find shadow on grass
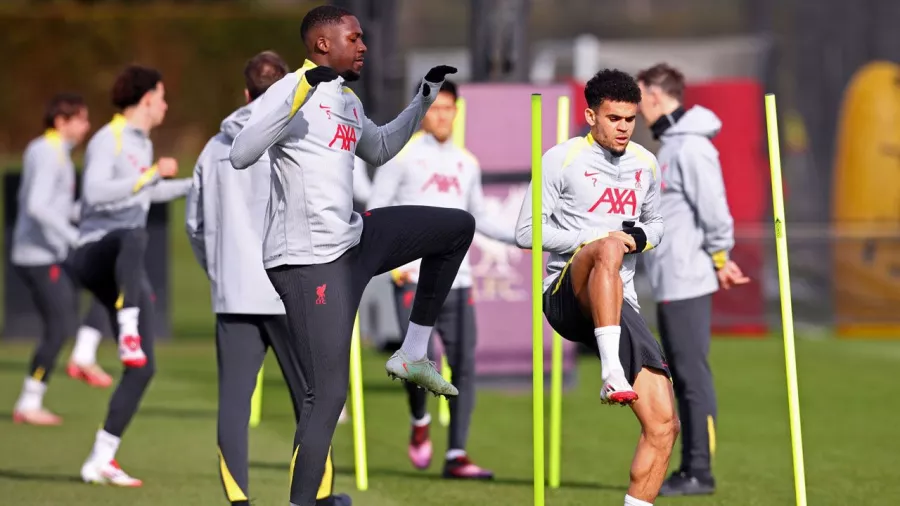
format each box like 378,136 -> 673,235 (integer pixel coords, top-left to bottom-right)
0,468 -> 82,483
249,462 -> 626,492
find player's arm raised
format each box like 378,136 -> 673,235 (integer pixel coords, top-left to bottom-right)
230,69 -> 332,170
356,66 -> 455,167
515,145 -> 608,253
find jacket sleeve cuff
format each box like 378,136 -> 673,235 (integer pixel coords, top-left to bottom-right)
621,225 -> 647,254
132,165 -> 159,193
711,250 -> 729,270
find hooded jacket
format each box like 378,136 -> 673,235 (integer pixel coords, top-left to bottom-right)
186,102 -> 284,314
643,105 -> 735,302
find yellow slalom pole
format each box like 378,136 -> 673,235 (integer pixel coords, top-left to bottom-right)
439,355 -> 451,427
530,93 -> 546,506
349,313 -> 368,491
249,365 -> 263,428
548,95 -> 569,489
764,94 -> 807,506
453,97 -> 467,148
437,97 -> 467,428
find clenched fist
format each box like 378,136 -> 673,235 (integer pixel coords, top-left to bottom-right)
157,157 -> 178,178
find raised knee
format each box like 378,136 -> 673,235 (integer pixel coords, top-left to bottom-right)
456,209 -> 476,237
587,238 -> 624,271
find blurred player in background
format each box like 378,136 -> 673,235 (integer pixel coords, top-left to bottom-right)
229,6 -> 472,505
636,63 -> 748,497
368,80 -> 513,480
69,65 -> 192,486
10,93 -> 112,426
186,50 -> 352,506
516,69 -> 676,506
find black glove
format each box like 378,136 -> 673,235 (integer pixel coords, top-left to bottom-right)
621,221 -> 647,254
421,65 -> 458,96
304,66 -> 340,87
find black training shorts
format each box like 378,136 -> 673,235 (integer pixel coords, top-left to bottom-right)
543,265 -> 670,384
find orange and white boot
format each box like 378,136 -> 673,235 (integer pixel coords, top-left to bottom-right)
81,430 -> 142,487
13,407 -> 62,426
13,377 -> 62,425
67,362 -> 113,388
81,459 -> 143,487
118,335 -> 146,368
117,308 -> 146,368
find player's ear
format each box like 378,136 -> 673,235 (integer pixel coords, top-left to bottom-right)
243,89 -> 251,104
315,35 -> 329,54
584,107 -> 596,127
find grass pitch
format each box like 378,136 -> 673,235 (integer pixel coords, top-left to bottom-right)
0,337 -> 898,505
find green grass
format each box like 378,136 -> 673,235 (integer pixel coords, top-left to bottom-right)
0,337 -> 898,505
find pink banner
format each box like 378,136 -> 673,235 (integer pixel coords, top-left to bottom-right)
465,183 -> 579,378
457,83 -> 574,173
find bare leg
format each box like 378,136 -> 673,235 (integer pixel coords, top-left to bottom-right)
628,368 -> 679,502
569,237 -> 626,327
568,237 -> 636,403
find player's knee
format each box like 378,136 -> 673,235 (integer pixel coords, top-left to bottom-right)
125,361 -> 156,388
444,208 -> 476,239
586,238 -> 624,273
324,389 -> 348,420
645,411 -> 679,449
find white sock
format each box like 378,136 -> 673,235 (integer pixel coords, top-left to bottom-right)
71,326 -> 102,366
624,494 -> 652,506
89,429 -> 121,464
594,326 -> 625,382
412,413 -> 432,427
446,449 -> 466,460
399,322 -> 432,360
15,377 -> 46,412
117,307 -> 140,337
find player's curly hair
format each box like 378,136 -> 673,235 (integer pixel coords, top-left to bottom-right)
584,69 -> 642,109
301,5 -> 353,44
111,65 -> 162,110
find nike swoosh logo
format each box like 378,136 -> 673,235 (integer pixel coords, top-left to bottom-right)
584,171 -> 601,177
319,104 -> 330,109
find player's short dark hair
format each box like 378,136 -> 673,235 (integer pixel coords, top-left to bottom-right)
584,69 -> 642,110
244,51 -> 290,101
300,5 -> 353,44
111,65 -> 163,110
439,80 -> 458,101
43,93 -> 86,129
636,63 -> 686,102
